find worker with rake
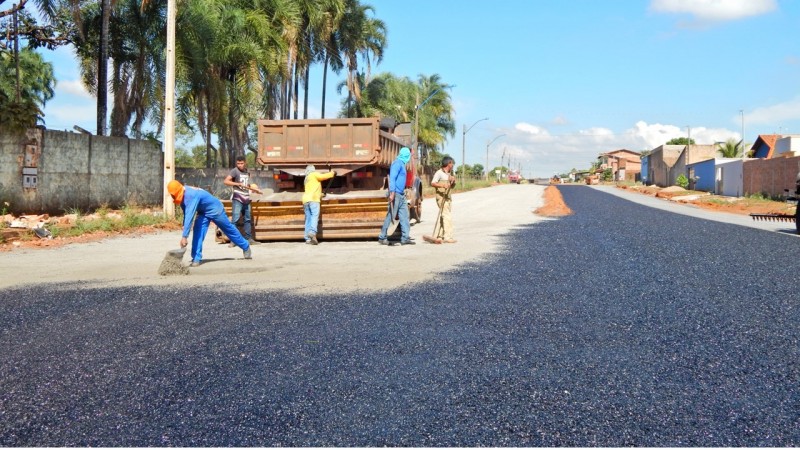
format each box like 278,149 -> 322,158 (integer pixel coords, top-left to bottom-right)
430,156 -> 457,243
167,180 -> 252,266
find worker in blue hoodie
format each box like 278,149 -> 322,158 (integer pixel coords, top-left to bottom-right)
167,180 -> 251,266
378,147 -> 415,246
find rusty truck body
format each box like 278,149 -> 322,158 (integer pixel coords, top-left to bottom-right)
221,117 -> 422,241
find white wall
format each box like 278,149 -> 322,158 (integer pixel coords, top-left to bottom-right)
716,159 -> 744,197
774,136 -> 800,156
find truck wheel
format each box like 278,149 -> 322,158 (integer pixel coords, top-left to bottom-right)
409,178 -> 423,223
410,199 -> 422,223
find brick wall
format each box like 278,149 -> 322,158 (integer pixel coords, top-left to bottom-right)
743,156 -> 800,197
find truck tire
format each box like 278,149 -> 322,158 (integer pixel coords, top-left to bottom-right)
796,204 -> 800,235
409,178 -> 423,223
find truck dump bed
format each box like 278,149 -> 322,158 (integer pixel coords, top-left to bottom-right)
257,117 -> 404,174
218,117 -> 412,242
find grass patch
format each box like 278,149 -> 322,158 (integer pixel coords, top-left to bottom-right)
48,206 -> 179,238
421,178 -> 494,197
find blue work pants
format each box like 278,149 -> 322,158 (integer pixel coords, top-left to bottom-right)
231,199 -> 252,241
304,201 -> 321,241
378,193 -> 410,242
191,207 -> 249,263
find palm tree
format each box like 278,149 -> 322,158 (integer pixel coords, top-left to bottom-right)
341,71 -> 455,168
317,0 -> 345,118
413,73 -> 455,165
717,138 -> 742,158
336,0 -> 385,117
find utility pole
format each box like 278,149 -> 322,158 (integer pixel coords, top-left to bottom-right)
162,0 -> 177,217
13,4 -> 20,103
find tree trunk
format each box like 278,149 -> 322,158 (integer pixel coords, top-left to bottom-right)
321,55 -> 328,119
303,65 -> 309,119
97,0 -> 111,136
292,63 -> 299,119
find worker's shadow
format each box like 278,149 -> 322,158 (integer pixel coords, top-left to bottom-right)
193,257 -> 239,264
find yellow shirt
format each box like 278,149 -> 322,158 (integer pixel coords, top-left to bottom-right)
302,171 -> 335,203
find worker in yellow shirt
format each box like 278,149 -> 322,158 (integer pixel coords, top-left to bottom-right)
302,165 -> 336,245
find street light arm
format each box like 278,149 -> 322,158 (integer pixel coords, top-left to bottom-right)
416,84 -> 456,110
485,134 -> 506,180
460,117 -> 488,189
487,133 -> 506,147
464,117 -> 489,135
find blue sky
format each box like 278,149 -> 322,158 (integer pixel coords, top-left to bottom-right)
40,0 -> 800,177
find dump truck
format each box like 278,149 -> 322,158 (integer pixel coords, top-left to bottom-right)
220,117 -> 423,241
508,170 -> 521,184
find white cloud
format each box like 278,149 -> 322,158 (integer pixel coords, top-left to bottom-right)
55,79 -> 94,99
515,122 -> 551,137
480,120 -> 740,178
650,0 -> 777,21
745,96 -> 800,126
44,104 -> 97,131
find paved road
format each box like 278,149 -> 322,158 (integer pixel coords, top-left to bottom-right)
1,185 -> 798,446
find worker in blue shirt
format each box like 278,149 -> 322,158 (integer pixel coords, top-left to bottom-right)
167,180 -> 251,266
378,147 -> 415,246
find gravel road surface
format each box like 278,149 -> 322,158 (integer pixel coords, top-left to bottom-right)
1,184 -> 798,446
0,184 -> 547,294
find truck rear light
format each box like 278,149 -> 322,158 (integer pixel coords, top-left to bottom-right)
273,173 -> 292,180
352,171 -> 372,179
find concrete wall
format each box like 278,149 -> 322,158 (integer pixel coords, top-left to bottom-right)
716,160 -> 744,197
175,167 -> 276,199
687,159 -> 716,192
774,136 -> 800,157
0,128 -> 163,214
743,155 -> 800,197
648,145 -> 683,187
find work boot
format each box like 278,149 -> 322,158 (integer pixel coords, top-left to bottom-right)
400,240 -> 416,246
309,233 -> 318,245
378,239 -> 389,245
248,238 -> 260,245
243,248 -> 252,259
190,260 -> 201,267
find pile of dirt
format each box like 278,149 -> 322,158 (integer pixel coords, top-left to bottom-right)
534,185 -> 573,217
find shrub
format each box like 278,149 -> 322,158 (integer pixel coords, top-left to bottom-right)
676,174 -> 689,189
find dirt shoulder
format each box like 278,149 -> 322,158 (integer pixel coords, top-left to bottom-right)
616,184 -> 797,216
0,184 -> 549,294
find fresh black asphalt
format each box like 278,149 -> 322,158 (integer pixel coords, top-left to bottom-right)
1,185 -> 798,446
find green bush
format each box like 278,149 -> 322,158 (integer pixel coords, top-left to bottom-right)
676,174 -> 689,189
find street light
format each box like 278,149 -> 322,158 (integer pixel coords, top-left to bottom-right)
413,85 -> 455,166
461,117 -> 488,188
485,134 -> 506,180
740,109 -> 745,158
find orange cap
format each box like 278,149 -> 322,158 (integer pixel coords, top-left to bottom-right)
167,180 -> 184,204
